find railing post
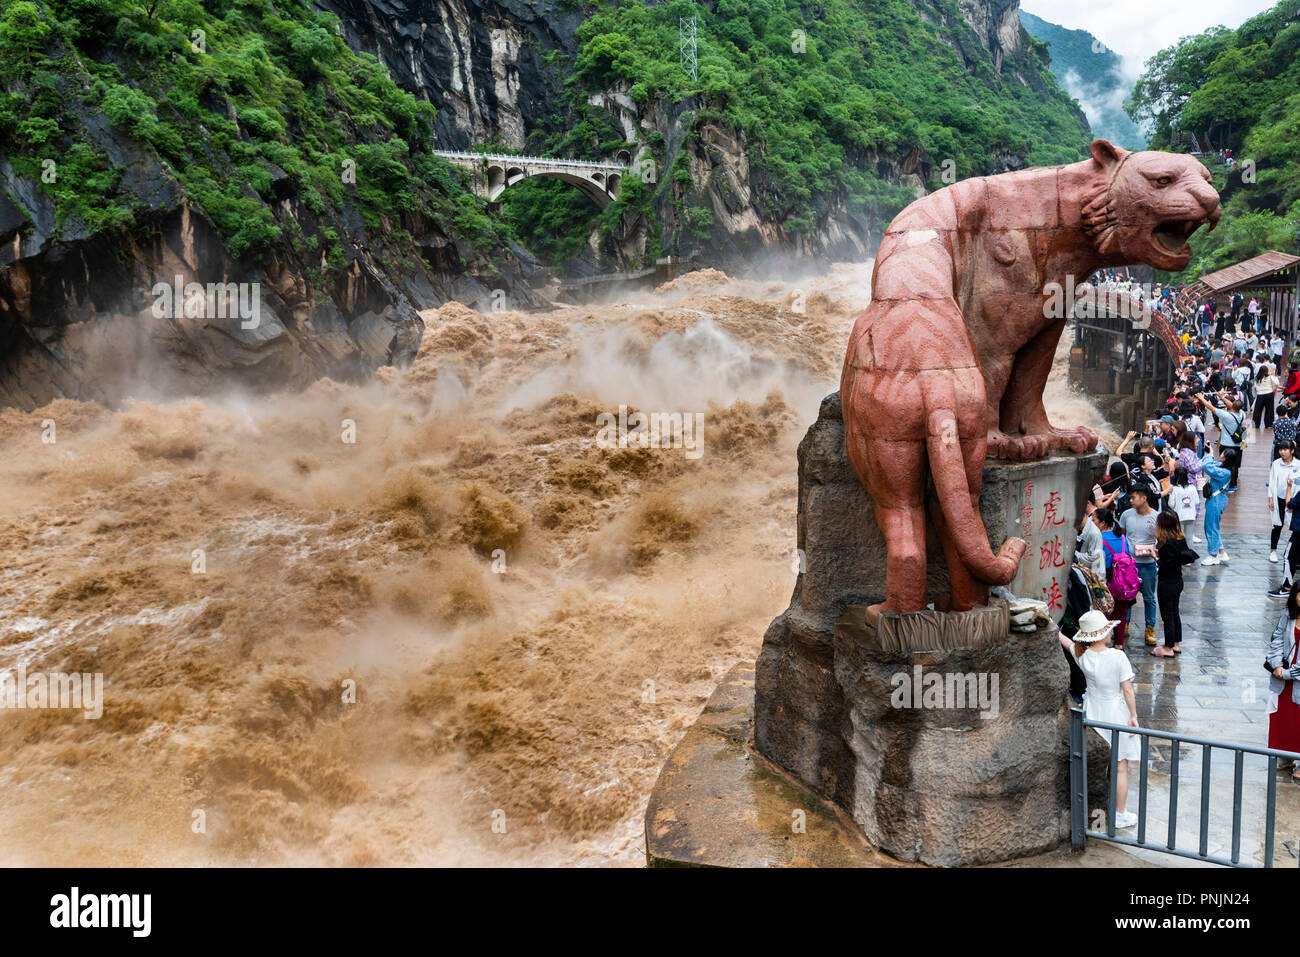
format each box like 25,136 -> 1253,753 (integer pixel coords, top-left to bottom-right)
1199,744 -> 1211,858
1230,750 -> 1243,864
1168,742 -> 1179,851
1265,755 -> 1277,868
1108,729 -> 1119,837
1069,707 -> 1086,851
1138,735 -> 1149,845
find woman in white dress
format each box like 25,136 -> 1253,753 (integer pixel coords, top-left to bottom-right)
1058,610 -> 1142,828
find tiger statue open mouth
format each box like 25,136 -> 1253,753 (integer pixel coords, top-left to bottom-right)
1081,145 -> 1221,272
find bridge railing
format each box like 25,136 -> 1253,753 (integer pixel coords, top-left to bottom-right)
433,150 -> 627,171
555,266 -> 658,287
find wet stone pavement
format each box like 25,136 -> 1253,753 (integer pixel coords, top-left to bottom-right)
1095,432 -> 1300,866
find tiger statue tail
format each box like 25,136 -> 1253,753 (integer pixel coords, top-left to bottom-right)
921,374 -> 1026,586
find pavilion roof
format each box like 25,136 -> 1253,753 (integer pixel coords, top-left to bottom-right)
1197,251 -> 1300,292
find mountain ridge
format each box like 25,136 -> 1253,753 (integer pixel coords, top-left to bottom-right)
1019,9 -> 1145,150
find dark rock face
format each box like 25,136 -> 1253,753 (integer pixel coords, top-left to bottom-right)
0,128 -> 540,409
656,111 -> 876,269
754,393 -> 1108,865
3,199 -> 398,407
319,0 -> 580,152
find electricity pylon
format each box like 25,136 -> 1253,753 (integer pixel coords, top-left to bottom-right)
680,16 -> 697,82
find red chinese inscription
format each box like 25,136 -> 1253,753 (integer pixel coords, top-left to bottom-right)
1039,490 -> 1065,531
1039,535 -> 1065,570
1041,578 -> 1064,613
1019,481 -> 1034,535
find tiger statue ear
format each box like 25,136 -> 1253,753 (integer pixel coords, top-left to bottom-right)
1089,139 -> 1129,170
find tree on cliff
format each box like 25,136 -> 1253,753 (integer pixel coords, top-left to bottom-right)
1125,0 -> 1300,281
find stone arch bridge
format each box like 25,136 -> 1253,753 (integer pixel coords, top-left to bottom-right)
434,150 -> 630,208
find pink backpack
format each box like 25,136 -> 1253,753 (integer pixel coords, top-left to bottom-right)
1103,534 -> 1140,601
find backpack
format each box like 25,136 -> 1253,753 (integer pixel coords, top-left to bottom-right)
1076,562 -> 1115,616
1226,411 -> 1245,445
1103,534 -> 1141,601
1286,370 -> 1300,396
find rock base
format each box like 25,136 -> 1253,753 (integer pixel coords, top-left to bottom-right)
832,611 -> 1076,865
753,392 -> 1108,866
644,664 -> 888,868
646,662 -> 1115,868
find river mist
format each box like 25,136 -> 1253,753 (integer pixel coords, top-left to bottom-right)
0,264 -> 1110,865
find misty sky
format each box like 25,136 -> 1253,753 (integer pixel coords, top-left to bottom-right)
1021,0 -> 1277,67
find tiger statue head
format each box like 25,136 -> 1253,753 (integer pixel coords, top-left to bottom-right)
1080,139 -> 1222,272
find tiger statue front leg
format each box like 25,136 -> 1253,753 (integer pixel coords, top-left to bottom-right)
990,318 -> 1097,460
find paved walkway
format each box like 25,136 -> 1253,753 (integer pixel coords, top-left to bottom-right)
1099,422 -> 1300,866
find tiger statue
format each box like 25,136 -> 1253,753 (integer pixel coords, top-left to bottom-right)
841,139 -> 1221,616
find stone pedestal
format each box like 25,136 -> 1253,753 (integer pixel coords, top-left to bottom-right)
754,392 -> 1106,866
830,610 -> 1074,865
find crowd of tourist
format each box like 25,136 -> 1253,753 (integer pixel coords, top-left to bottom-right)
1061,279 -> 1300,826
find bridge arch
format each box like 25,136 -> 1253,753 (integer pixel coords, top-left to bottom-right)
435,150 -> 627,209
511,169 -> 616,207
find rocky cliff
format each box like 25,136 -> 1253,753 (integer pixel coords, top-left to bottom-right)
0,0 -> 543,409
0,0 -> 1089,406
318,0 -> 581,151
0,154 -> 538,407
322,0 -> 1090,276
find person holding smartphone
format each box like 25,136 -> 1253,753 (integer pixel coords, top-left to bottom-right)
1198,392 -> 1247,491
1268,442 -> 1300,562
1175,432 -> 1202,491
1200,447 -> 1234,566
1169,464 -> 1201,543
1151,512 -> 1197,657
1269,487 -> 1300,600
1096,508 -> 1135,648
1129,451 -> 1170,513
1118,485 -> 1161,647
1090,462 -> 1125,509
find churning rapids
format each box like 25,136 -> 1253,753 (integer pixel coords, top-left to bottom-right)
0,264 -> 1114,865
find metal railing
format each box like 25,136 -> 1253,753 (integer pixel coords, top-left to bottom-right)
432,150 -> 627,172
1069,707 -> 1300,867
555,266 -> 658,287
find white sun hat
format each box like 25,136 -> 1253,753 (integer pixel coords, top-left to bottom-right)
1073,610 -> 1118,644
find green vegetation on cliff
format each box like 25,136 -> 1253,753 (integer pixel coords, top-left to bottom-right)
1,0 -> 1098,280
0,0 -> 508,262
576,0 -> 1090,174
1125,0 -> 1300,281
506,0 -> 1093,267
